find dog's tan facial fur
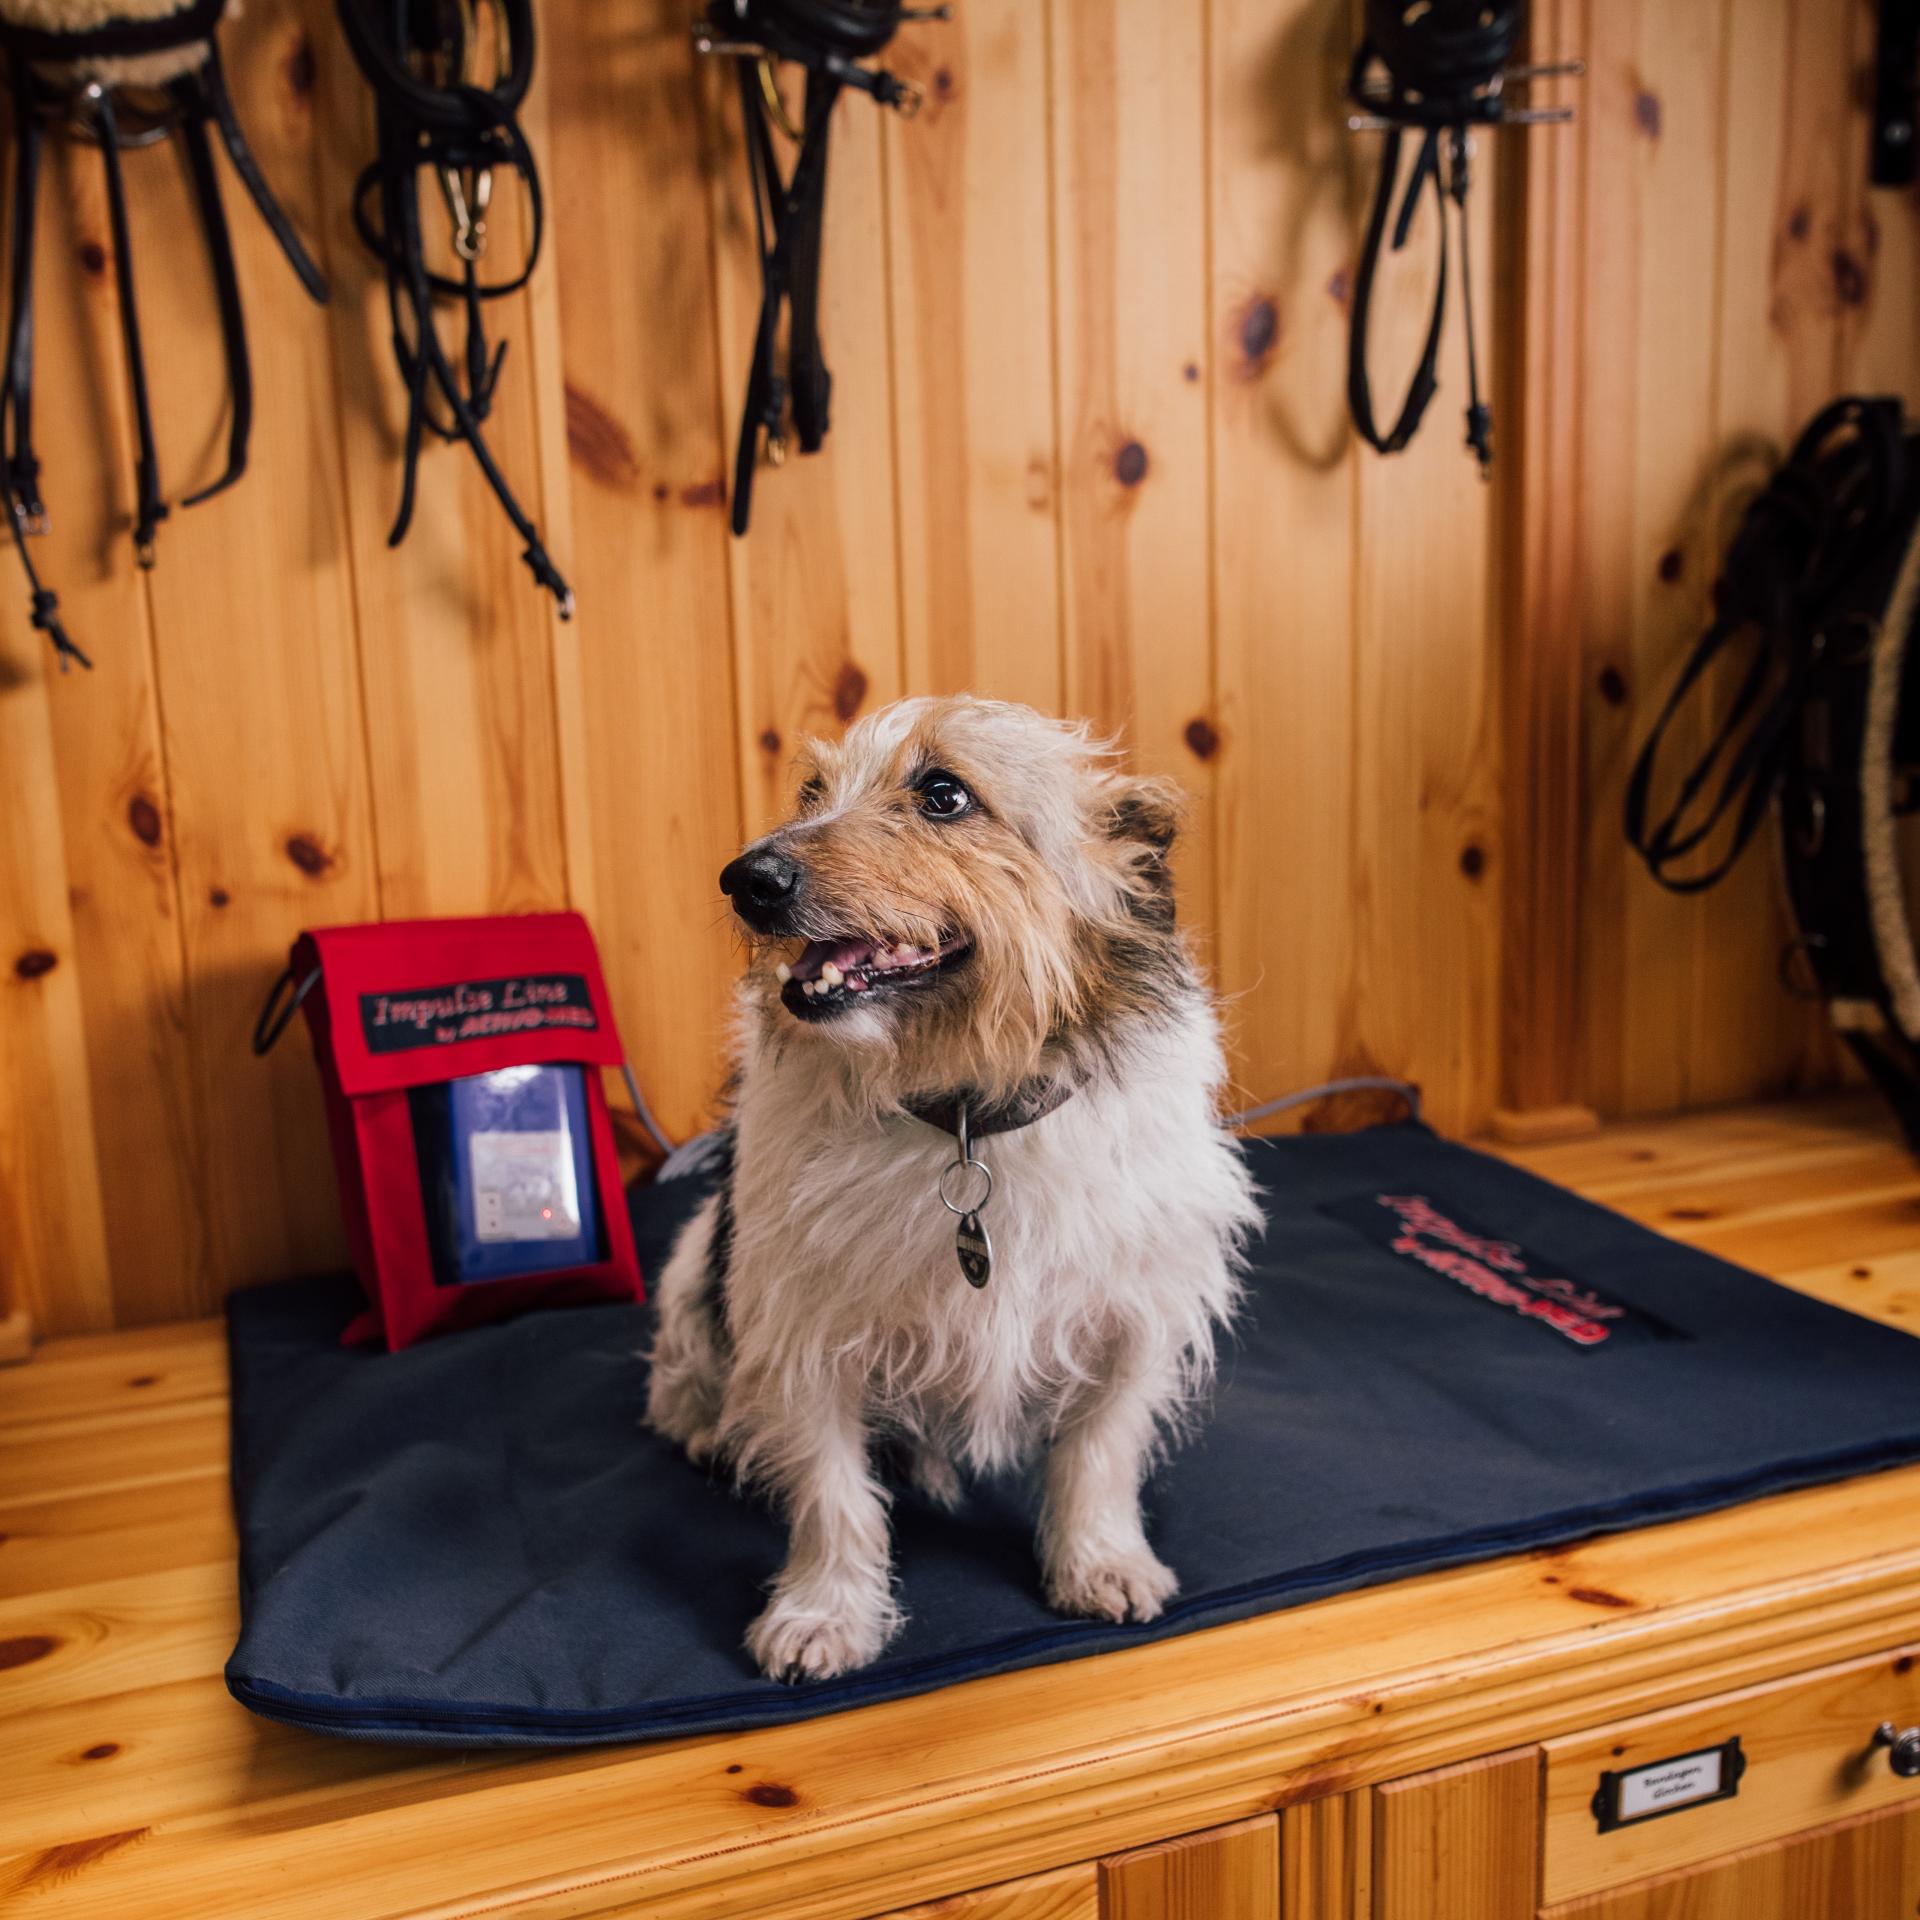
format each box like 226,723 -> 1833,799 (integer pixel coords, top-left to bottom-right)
736,696 -> 1187,1111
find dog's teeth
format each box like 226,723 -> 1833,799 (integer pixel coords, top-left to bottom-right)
821,962 -> 843,986
775,962 -> 791,984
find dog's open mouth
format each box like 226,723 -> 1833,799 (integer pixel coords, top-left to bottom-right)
777,933 -> 971,1020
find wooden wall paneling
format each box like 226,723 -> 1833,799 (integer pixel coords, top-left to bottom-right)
0,580 -> 112,1340
700,62 -> 904,837
1494,0 -> 1595,1134
885,0 -> 1062,711
120,5 -> 377,1302
1049,0 -> 1216,940
1279,1789 -> 1371,1920
5,144 -> 209,1333
1208,0 -> 1361,1122
1575,0 -> 1730,1117
304,0 -> 570,922
1840,0 -> 1920,403
1681,0 -> 1851,1108
1540,1803 -> 1920,1920
1347,75 -> 1503,1138
1371,1749 -> 1541,1920
1101,1814 -> 1280,1920
543,0 -> 746,1144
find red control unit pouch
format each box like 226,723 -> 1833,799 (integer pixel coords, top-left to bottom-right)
257,913 -> 643,1350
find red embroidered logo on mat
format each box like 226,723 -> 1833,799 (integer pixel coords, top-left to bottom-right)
1319,1190 -> 1676,1349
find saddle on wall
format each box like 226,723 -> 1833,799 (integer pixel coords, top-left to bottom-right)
1627,396 -> 1920,1149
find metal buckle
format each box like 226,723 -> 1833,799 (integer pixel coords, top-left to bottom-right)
439,164 -> 494,263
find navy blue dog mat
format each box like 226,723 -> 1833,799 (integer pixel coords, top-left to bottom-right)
225,1122 -> 1920,1747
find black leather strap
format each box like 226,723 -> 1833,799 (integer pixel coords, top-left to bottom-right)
201,43 -> 329,304
174,97 -> 251,508
93,88 -> 168,565
906,1081 -> 1075,1142
1347,124 -> 1447,459
731,59 -> 841,534
0,58 -> 86,668
338,0 -> 571,615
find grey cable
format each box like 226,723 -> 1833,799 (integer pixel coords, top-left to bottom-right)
620,1061 -> 677,1160
1223,1075 -> 1421,1131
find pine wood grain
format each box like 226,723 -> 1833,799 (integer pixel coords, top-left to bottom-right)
1540,1801 -> 1920,1920
1280,1788 -> 1370,1920
1497,0 -> 1589,1121
1372,1748 -> 1540,1920
1050,0 -> 1216,942
540,0 -> 744,1145
1101,1815 -> 1279,1920
128,0 -> 379,1296
1207,0 -> 1361,1127
870,1863 -> 1098,1920
27,142 -> 210,1330
1543,1643 -> 1920,1904
1347,104 -> 1502,1139
885,0 -> 1061,711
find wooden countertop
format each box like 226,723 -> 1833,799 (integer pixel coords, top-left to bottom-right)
5,1095 -> 1920,1920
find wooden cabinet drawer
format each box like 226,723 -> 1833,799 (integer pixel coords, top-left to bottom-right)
1542,1643 -> 1920,1903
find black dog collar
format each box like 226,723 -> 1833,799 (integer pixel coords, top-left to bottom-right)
906,1081 -> 1074,1142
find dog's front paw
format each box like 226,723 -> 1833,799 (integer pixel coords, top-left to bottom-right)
746,1593 -> 897,1682
1046,1545 -> 1179,1624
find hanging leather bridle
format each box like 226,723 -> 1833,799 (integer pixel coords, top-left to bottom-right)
1627,396 -> 1920,1151
1345,0 -> 1570,473
0,0 -> 328,669
337,0 -> 570,615
695,0 -> 945,537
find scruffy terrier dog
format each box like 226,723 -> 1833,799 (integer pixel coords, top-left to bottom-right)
647,696 -> 1259,1681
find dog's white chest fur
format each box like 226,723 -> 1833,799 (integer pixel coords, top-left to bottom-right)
712,998 -> 1249,1471
652,993 -> 1255,1484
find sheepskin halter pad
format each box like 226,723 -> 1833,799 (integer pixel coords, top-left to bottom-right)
0,0 -> 220,88
0,0 -> 327,667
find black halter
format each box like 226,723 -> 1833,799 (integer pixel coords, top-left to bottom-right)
697,0 -> 942,536
336,0 -> 570,616
1344,0 -> 1524,472
1626,396 -> 1920,1150
0,0 -> 328,668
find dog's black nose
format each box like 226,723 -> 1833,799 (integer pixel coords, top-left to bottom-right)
720,847 -> 802,928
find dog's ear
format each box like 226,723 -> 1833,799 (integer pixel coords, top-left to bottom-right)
1104,776 -> 1184,855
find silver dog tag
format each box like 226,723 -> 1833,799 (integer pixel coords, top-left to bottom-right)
955,1211 -> 992,1288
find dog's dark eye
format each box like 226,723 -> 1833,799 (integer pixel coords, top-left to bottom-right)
916,771 -> 973,820
798,777 -> 826,811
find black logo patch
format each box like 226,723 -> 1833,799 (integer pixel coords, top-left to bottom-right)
1322,1191 -> 1681,1349
359,974 -> 598,1053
